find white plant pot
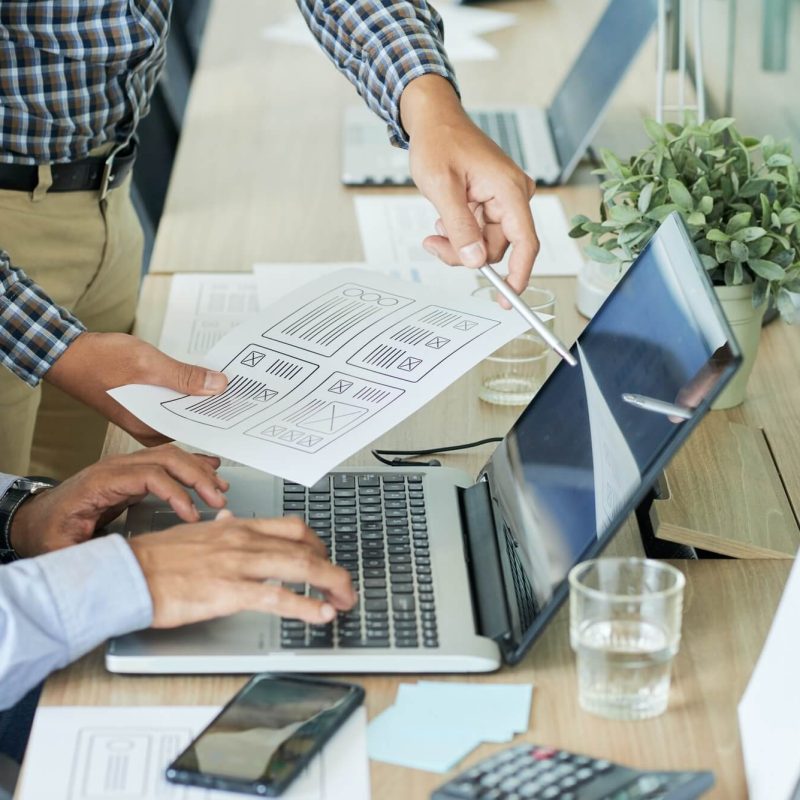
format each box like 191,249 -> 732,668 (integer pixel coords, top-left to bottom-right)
712,284 -> 767,409
576,259 -> 626,319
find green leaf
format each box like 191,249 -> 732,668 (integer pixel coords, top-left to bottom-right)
748,259 -> 787,281
707,228 -> 731,242
601,149 -> 624,177
584,244 -> 618,264
687,211 -> 706,227
733,227 -> 767,242
730,240 -> 750,261
644,118 -> 667,144
715,243 -> 732,263
609,204 -> 641,225
739,179 -> 771,198
760,194 -> 772,227
725,211 -> 752,234
748,237 -> 773,258
668,179 -> 694,211
767,153 -> 793,168
698,195 -> 714,215
753,277 -> 769,308
776,289 -> 798,320
779,207 -> 800,225
709,117 -> 735,135
637,182 -> 655,214
699,254 -> 718,271
644,203 -> 679,222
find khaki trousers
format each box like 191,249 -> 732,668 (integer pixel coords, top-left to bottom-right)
0,168 -> 143,480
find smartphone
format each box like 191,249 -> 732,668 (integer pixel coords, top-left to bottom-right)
165,673 -> 365,796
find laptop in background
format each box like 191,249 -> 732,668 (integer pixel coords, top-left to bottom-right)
341,0 -> 658,186
108,214 -> 741,675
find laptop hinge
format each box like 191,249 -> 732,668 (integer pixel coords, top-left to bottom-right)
458,481 -> 513,644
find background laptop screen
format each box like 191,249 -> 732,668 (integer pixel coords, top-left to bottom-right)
548,0 -> 658,176
485,215 -> 738,646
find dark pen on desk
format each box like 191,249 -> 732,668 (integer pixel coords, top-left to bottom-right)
478,264 -> 578,367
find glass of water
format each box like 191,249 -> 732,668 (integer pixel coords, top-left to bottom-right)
472,285 -> 556,406
568,558 -> 685,720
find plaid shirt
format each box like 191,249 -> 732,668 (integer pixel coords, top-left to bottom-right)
0,251 -> 85,386
0,0 -> 455,164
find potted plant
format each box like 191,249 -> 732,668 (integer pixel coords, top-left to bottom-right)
570,117 -> 800,408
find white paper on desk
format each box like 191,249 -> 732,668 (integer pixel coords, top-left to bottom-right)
159,274 -> 260,363
738,553 -> 800,800
577,342 -> 640,536
261,5 -> 516,62
355,194 -> 584,277
17,706 -> 369,800
253,261 -> 479,310
111,269 -> 531,486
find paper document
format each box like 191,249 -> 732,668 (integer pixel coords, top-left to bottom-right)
355,194 -> 584,277
17,705 -> 369,800
262,5 -> 517,62
159,274 -> 260,363
738,554 -> 800,800
253,261 -> 479,310
368,681 -> 533,772
112,269 -> 531,485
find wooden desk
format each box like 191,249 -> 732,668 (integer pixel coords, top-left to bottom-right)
23,2 -> 798,799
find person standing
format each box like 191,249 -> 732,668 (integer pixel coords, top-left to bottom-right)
0,0 -> 538,479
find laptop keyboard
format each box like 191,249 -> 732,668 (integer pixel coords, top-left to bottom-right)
279,473 -> 439,650
470,111 -> 528,171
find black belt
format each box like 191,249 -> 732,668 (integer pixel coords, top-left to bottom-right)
0,139 -> 137,198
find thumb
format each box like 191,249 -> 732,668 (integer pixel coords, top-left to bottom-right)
146,349 -> 228,396
428,180 -> 486,268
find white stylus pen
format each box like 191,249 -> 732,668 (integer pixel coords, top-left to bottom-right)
478,264 -> 577,367
622,393 -> 694,420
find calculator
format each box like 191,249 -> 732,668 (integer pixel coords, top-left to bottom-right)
431,743 -> 714,800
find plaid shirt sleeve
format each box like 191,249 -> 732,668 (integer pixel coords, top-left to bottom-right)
296,1 -> 458,148
0,250 -> 85,387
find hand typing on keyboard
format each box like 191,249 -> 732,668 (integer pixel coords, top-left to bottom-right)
280,473 -> 438,650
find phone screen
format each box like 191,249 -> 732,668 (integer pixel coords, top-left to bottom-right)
168,676 -> 358,792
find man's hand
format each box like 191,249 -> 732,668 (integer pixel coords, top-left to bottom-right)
45,332 -> 228,447
400,75 -> 540,296
129,514 -> 356,627
10,445 -> 228,558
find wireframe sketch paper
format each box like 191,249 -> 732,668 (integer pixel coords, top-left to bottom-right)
17,705 -> 369,800
159,274 -> 260,363
253,262 -> 479,310
355,194 -> 585,277
111,269 -> 532,486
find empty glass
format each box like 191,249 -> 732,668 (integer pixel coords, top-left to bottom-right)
472,285 -> 556,406
569,558 -> 685,720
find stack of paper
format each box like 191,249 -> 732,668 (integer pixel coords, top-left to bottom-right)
262,4 -> 517,62
367,681 -> 533,773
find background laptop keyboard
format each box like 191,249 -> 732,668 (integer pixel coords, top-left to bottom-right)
280,473 -> 438,650
469,111 -> 527,171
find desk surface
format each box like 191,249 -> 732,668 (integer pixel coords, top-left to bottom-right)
26,2 -> 798,799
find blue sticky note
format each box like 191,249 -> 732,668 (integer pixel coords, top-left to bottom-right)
367,706 -> 482,773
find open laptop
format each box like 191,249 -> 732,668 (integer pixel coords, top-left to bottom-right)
341,0 -> 658,187
108,214 -> 741,674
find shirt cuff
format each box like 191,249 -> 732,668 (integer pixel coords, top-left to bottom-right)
1,254 -> 86,387
363,16 -> 460,148
36,534 -> 154,662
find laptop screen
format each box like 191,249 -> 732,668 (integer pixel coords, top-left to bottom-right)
548,0 -> 658,179
483,214 -> 740,656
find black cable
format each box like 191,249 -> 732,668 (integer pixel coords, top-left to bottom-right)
371,436 -> 503,468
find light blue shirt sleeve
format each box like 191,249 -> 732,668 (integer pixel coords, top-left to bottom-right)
0,534 -> 153,710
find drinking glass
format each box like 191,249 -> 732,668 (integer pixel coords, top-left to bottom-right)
568,558 -> 685,720
472,285 -> 556,406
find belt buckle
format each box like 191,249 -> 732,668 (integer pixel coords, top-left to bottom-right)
99,140 -> 129,200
